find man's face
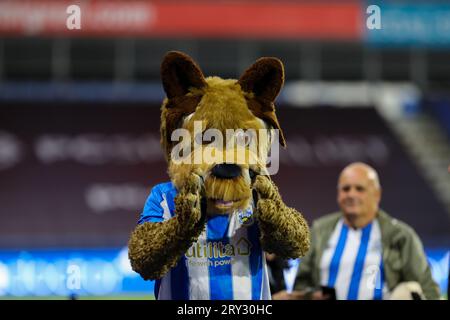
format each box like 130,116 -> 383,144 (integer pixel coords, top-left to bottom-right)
337,168 -> 381,219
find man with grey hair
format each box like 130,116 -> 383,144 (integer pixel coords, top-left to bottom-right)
273,162 -> 440,300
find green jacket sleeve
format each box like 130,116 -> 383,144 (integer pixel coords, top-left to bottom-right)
400,226 -> 441,300
294,222 -> 317,290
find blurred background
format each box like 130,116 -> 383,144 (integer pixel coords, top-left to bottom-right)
0,0 -> 448,299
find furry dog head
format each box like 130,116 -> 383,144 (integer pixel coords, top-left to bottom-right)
160,51 -> 286,214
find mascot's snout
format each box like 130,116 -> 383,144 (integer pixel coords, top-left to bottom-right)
211,163 -> 241,179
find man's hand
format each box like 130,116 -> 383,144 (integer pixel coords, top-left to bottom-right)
272,289 -> 330,300
272,290 -> 294,300
272,290 -> 305,300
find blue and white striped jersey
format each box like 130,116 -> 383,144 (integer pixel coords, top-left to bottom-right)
319,219 -> 387,300
138,182 -> 271,300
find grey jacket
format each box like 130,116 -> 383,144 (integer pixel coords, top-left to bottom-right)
294,210 -> 441,299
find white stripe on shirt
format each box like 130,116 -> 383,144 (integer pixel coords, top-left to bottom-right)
320,219 -> 385,300
157,270 -> 172,300
359,220 -> 386,299
319,219 -> 344,289
261,253 -> 272,300
187,229 -> 210,300
230,223 -> 252,299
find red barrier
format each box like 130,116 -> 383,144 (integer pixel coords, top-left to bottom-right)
0,0 -> 362,39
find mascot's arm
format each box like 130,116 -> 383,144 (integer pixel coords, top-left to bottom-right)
128,176 -> 205,280
254,176 -> 310,259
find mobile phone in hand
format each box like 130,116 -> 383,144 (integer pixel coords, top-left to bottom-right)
320,286 -> 337,300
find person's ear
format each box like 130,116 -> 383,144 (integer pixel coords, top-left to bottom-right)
376,187 -> 382,203
238,57 -> 286,147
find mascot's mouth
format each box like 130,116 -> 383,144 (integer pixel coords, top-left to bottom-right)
200,166 -> 261,213
207,197 -> 248,214
213,199 -> 238,209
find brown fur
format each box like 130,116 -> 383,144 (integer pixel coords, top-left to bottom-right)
161,51 -> 206,99
253,175 -> 310,258
239,57 -> 286,147
161,95 -> 203,160
128,51 -> 310,281
128,175 -> 206,280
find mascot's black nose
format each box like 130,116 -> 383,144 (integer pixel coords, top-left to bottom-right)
211,164 -> 241,179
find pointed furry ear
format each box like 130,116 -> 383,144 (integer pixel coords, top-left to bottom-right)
238,58 -> 286,147
238,57 -> 284,102
161,51 -> 206,99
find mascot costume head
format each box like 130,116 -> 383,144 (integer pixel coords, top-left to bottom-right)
128,51 -> 310,300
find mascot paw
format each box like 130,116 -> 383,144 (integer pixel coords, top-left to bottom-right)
253,175 -> 284,223
253,175 -> 278,200
255,198 -> 279,223
175,173 -> 206,229
181,173 -> 204,195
